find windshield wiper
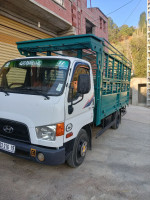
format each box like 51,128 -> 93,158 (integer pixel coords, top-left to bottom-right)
0,87 -> 9,96
32,89 -> 50,100
17,88 -> 50,100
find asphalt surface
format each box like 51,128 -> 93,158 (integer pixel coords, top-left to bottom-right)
0,105 -> 150,200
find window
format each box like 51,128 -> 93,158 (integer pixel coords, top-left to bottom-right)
103,20 -> 106,33
0,58 -> 70,96
68,64 -> 90,101
100,17 -> 106,33
100,17 -> 103,30
86,19 -> 95,34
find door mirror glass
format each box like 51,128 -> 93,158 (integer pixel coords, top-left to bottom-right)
77,74 -> 90,94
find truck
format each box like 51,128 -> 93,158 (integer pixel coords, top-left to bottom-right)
0,34 -> 131,167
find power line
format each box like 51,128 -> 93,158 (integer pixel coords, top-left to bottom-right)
123,0 -> 143,24
64,0 -> 142,32
107,0 -> 135,16
78,0 -> 143,30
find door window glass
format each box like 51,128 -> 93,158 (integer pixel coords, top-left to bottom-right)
68,64 -> 90,101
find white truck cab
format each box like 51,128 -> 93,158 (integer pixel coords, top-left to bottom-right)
0,56 -> 94,167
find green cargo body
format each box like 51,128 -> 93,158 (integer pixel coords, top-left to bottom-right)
17,34 -> 131,126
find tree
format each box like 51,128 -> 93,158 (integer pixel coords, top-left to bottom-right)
130,35 -> 146,77
108,18 -> 135,43
138,12 -> 147,34
108,12 -> 146,78
108,17 -> 119,43
118,25 -> 135,40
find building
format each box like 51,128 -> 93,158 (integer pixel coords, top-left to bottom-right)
67,0 -> 108,39
147,0 -> 150,106
0,0 -> 108,66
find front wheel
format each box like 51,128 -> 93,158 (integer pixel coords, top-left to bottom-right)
66,129 -> 89,168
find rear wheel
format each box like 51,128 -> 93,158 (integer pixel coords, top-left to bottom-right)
67,129 -> 89,168
112,111 -> 120,129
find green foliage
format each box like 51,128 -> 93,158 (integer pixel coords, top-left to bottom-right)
138,12 -> 147,33
108,13 -> 147,78
108,17 -> 119,43
130,35 -> 146,77
108,17 -> 135,43
118,25 -> 135,40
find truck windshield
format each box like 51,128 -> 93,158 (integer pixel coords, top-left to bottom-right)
0,58 -> 70,96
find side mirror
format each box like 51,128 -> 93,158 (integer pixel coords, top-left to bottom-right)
77,74 -> 90,94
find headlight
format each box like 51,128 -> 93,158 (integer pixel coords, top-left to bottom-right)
36,125 -> 56,141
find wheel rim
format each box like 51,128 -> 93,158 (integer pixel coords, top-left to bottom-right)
76,139 -> 88,161
80,141 -> 88,157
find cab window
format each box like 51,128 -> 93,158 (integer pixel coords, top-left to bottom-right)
68,64 -> 90,101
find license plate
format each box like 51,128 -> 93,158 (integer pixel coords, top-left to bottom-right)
0,141 -> 15,153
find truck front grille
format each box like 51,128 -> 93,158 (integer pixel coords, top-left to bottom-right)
0,118 -> 30,143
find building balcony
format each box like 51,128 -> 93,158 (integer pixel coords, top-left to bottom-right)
0,0 -> 75,36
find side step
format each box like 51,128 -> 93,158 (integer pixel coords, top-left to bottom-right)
96,119 -> 116,138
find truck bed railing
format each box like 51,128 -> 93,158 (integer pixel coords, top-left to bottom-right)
17,34 -> 132,126
103,38 -> 131,68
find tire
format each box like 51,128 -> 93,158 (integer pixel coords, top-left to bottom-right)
67,129 -> 89,168
111,111 -> 120,129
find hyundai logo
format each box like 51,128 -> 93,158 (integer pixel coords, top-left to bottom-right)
3,125 -> 14,134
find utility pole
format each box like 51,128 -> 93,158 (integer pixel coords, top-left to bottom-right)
147,0 -> 150,106
90,0 -> 92,8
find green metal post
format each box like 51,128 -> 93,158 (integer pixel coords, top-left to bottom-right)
47,52 -> 51,56
94,45 -> 104,126
77,50 -> 82,58
105,54 -> 108,78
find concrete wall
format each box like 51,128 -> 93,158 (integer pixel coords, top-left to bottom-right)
35,0 -> 73,25
130,78 -> 147,106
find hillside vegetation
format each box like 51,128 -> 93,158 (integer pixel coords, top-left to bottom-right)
108,12 -> 147,78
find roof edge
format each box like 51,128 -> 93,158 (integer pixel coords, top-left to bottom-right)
88,7 -> 108,19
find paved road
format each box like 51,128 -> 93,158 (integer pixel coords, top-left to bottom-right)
0,105 -> 150,200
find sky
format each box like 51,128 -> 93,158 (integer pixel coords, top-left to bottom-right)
87,0 -> 147,27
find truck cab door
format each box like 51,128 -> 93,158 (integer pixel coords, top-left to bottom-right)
64,62 -> 94,142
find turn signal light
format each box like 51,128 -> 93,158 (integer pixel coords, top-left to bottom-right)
56,123 -> 64,136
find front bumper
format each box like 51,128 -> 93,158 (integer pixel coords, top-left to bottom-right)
0,137 -> 65,165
